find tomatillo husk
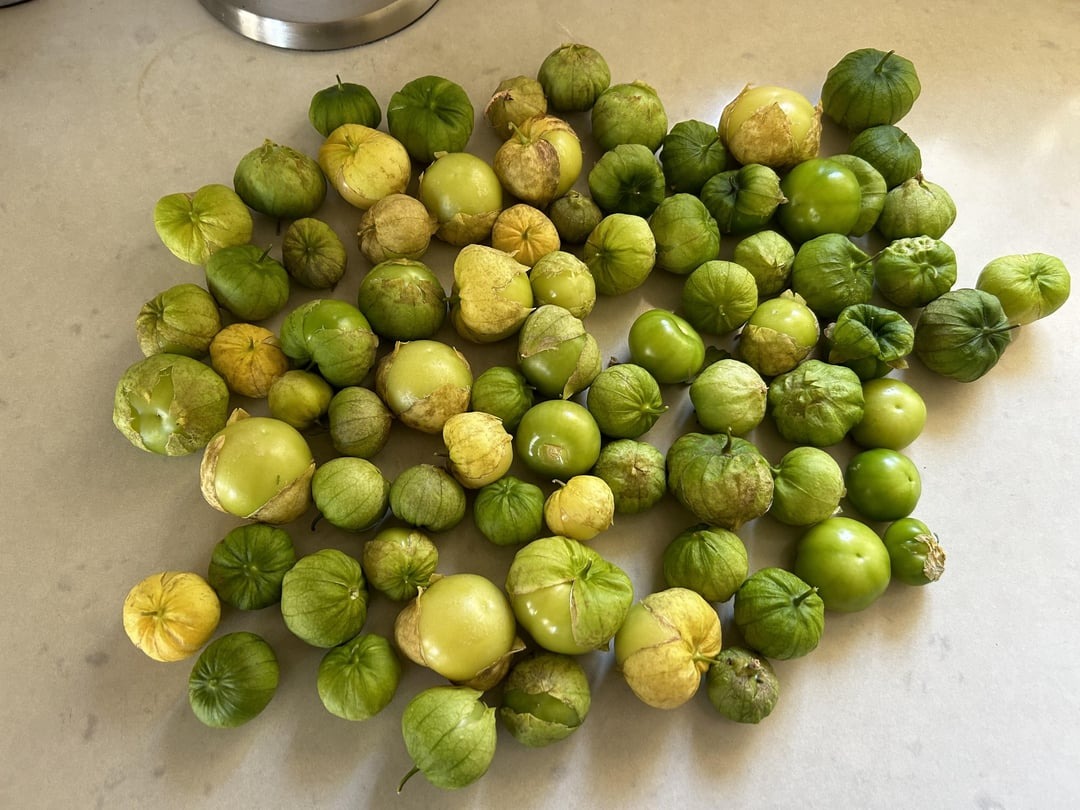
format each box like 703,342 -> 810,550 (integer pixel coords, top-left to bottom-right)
591,80 -> 668,153
876,175 -> 957,240
327,386 -> 392,458
311,456 -> 390,532
790,233 -> 874,320
187,631 -> 279,728
136,283 -> 222,359
648,193 -> 721,275
588,143 -> 666,218
279,298 -> 379,388
666,432 -> 774,530
499,652 -> 591,747
494,129 -> 561,209
614,587 -> 722,710
733,567 -> 824,660
389,464 -> 467,532
820,47 -> 921,131
387,75 -> 474,164
123,571 -> 221,662
591,439 -> 667,515
308,75 -> 381,136
356,258 -> 447,341
680,260 -> 759,336
706,647 -> 780,724
318,124 -> 411,210
199,409 -> 316,524
547,190 -> 603,244
736,290 -> 820,378
204,244 -> 290,322
913,288 -> 1015,382
362,526 -> 438,601
449,244 -> 534,343
280,549 -> 368,648
317,633 -> 401,722
374,340 -> 473,434
733,230 -> 795,298
699,164 -> 786,234
688,358 -> 767,436
469,365 -> 534,433
233,139 -> 326,221
484,75 -> 548,140
543,475 -> 615,542
357,193 -> 438,264
768,446 -> 846,526
207,524 -> 296,611
112,353 -> 230,456
505,535 -> 634,654
394,574 -> 523,690
537,43 -> 611,113
659,119 -> 728,195
473,476 -> 545,547
849,124 -> 922,189
585,363 -> 667,439
491,204 -> 561,267
209,322 -> 289,399
398,686 -> 496,792
874,235 -> 958,308
976,252 -> 1071,325
583,213 -> 657,296
153,183 -> 252,266
281,217 -> 347,290
517,304 -> 601,400
719,84 -> 822,169
662,525 -> 749,604
824,303 -> 914,376
767,360 -> 865,447
529,250 -> 597,319
442,411 -> 514,489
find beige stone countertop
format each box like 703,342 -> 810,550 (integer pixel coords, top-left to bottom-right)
2,1 -> 1079,807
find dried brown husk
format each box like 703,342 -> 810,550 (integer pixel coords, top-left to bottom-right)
357,193 -> 438,264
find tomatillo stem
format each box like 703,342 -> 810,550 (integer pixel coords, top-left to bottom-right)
397,766 -> 420,793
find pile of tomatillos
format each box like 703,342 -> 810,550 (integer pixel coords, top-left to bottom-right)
114,44 -> 1071,791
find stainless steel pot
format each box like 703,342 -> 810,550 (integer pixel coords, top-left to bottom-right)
198,0 -> 440,50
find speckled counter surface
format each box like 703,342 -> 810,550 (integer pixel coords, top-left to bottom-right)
2,1 -> 1079,807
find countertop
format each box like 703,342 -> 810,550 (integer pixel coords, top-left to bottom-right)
2,1 -> 1079,808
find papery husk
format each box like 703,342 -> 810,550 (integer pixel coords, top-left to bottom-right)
437,209 -> 501,247
458,637 -> 526,691
494,135 -> 561,209
617,588 -> 722,709
317,124 -> 411,210
484,76 -> 549,140
491,204 -> 561,267
122,571 -> 221,662
208,323 -> 289,399
358,193 -> 438,263
398,382 -> 472,434
450,244 -> 534,342
393,596 -> 426,668
442,411 -> 514,488
543,476 -> 614,541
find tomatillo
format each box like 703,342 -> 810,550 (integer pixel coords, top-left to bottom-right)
844,448 -> 922,522
776,158 -> 862,243
515,400 -> 602,479
793,517 -> 891,612
627,308 -> 706,384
